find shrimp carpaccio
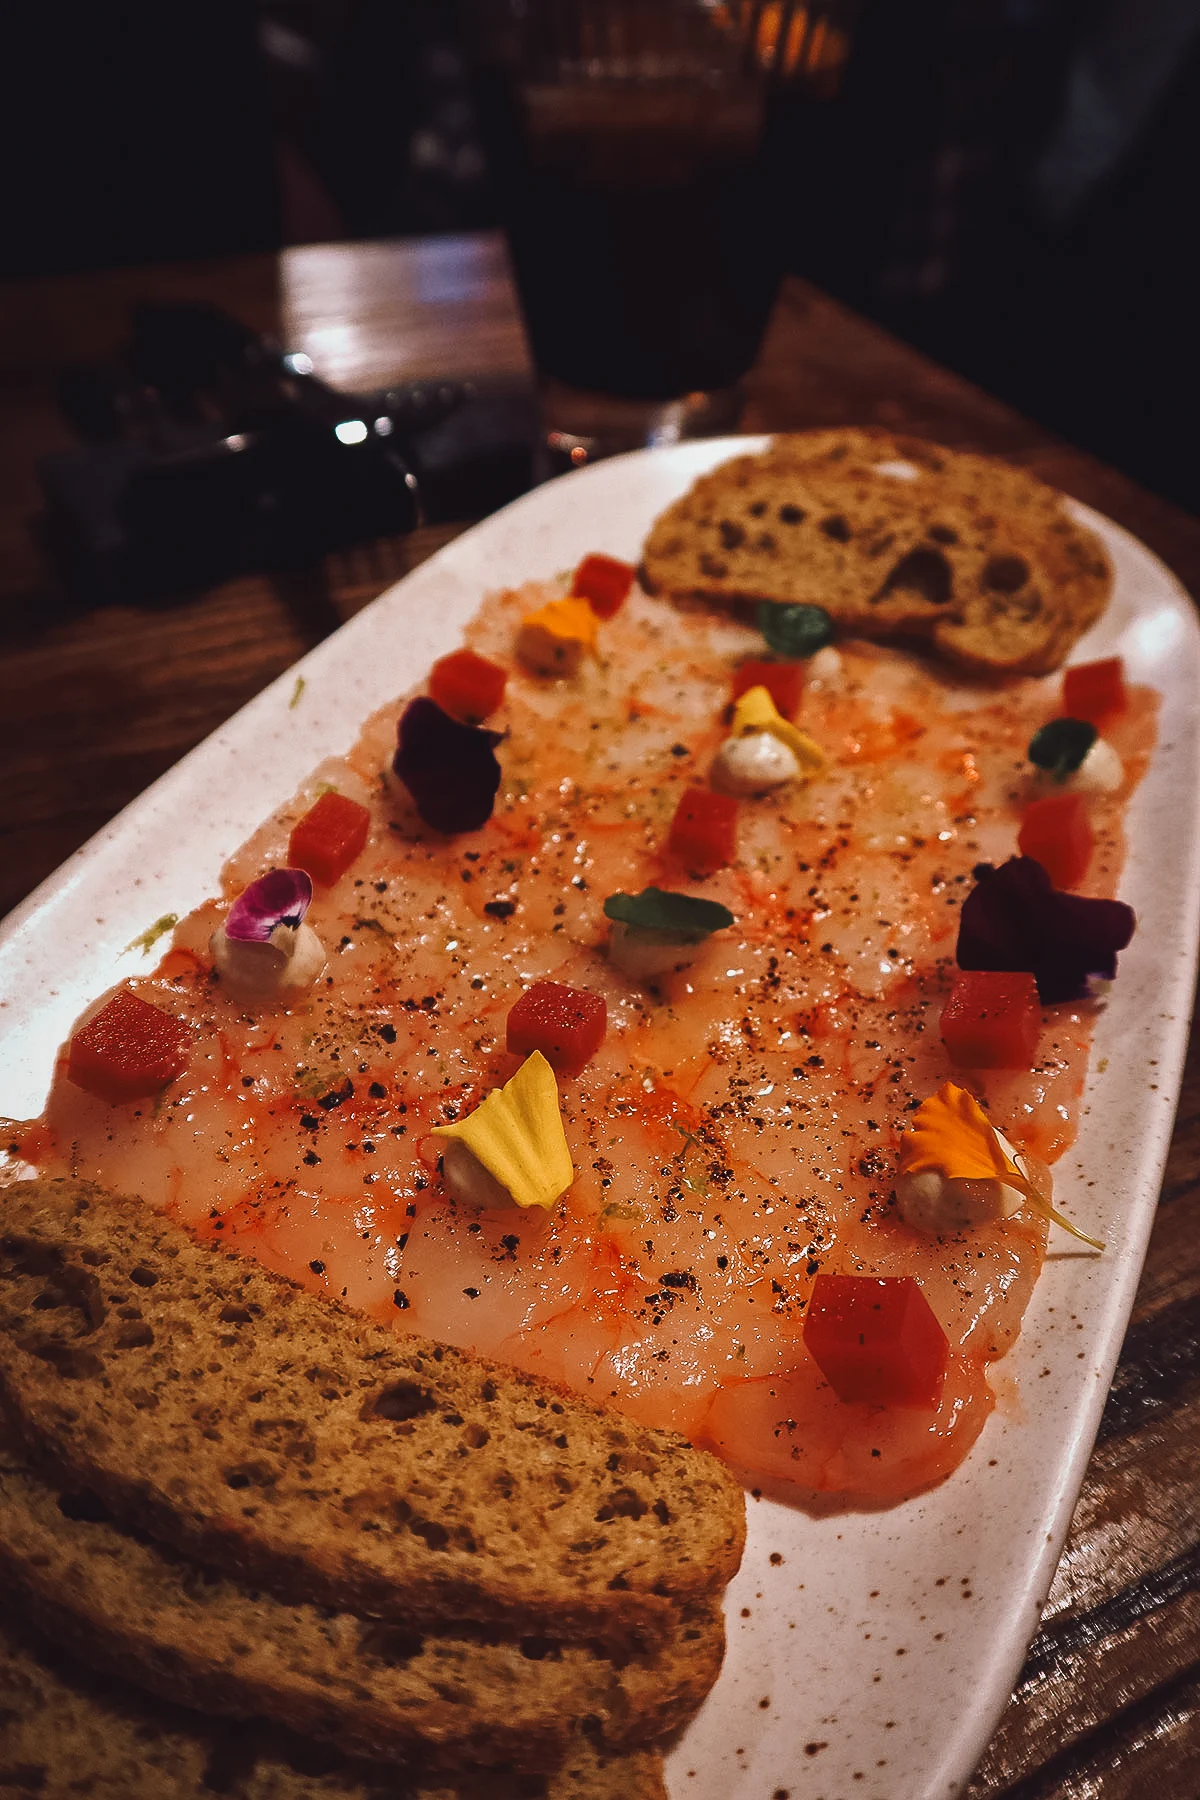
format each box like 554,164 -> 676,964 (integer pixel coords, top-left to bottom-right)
24,579 -> 1156,1503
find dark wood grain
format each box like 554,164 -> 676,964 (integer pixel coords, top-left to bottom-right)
1,233 -> 1198,1795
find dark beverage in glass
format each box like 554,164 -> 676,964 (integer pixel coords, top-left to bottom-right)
473,71 -> 788,402
461,0 -> 848,460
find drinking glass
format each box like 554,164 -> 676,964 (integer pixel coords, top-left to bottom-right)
460,0 -> 858,468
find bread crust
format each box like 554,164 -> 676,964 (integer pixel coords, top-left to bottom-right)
0,1425 -> 722,1774
0,1180 -> 744,1649
0,1615 -> 668,1800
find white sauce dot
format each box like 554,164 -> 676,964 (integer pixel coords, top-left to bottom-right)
212,922 -> 325,998
1029,737 -> 1123,797
441,1138 -> 514,1210
806,645 -> 843,686
712,732 -> 801,795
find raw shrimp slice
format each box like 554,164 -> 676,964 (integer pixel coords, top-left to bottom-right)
17,566 -> 1157,1503
702,1348 -> 994,1502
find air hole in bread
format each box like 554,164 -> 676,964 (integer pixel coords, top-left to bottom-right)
362,1380 -> 437,1423
749,500 -> 768,517
79,1248 -> 108,1266
605,1449 -> 661,1478
928,523 -> 959,545
409,1516 -> 449,1551
983,554 -> 1031,593
595,1487 -> 648,1523
113,1321 -> 155,1349
223,1462 -> 276,1490
462,1422 -> 490,1448
480,1378 -> 499,1403
31,1289 -> 63,1310
819,514 -> 852,542
56,1487 -> 112,1524
219,1303 -> 253,1324
718,520 -> 745,550
699,554 -> 728,579
357,1621 -> 426,1664
3,1238 -> 59,1278
778,504 -> 805,524
23,1339 -> 104,1379
519,1636 -> 563,1662
302,1366 -> 339,1390
653,1498 -> 671,1526
58,1265 -> 107,1329
876,546 -> 952,607
129,1265 -> 159,1287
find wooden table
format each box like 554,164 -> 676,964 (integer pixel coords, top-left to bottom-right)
2,234 -> 1198,1795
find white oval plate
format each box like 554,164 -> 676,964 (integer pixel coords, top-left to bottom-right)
2,440 -> 1199,1800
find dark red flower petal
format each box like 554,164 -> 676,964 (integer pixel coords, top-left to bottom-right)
393,697 -> 502,834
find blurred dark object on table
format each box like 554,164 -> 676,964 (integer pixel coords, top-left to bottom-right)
457,0 -> 861,469
3,0 -> 1195,512
261,0 -> 1200,508
38,304 -> 535,604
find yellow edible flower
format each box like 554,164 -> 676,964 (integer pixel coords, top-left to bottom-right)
898,1082 -> 1030,1190
433,1050 -> 574,1211
516,596 -> 598,676
731,686 -> 825,772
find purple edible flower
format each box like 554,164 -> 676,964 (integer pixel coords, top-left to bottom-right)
393,696 -> 502,834
226,868 -> 313,943
957,856 -> 1135,1004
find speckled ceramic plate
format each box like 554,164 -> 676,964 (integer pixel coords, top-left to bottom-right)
2,440 -> 1198,1800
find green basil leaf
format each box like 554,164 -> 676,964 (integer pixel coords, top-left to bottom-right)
603,887 -> 734,940
1027,717 -> 1097,780
755,601 -> 835,660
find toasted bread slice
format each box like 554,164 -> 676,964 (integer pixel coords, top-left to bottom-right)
0,1428 -> 721,1773
765,432 -> 1112,656
0,1180 -> 744,1648
928,501 -> 1110,674
0,1616 -> 667,1800
641,449 -> 940,630
641,429 -> 1112,675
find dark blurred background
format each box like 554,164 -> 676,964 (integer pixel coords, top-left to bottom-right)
3,0 -> 1197,512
